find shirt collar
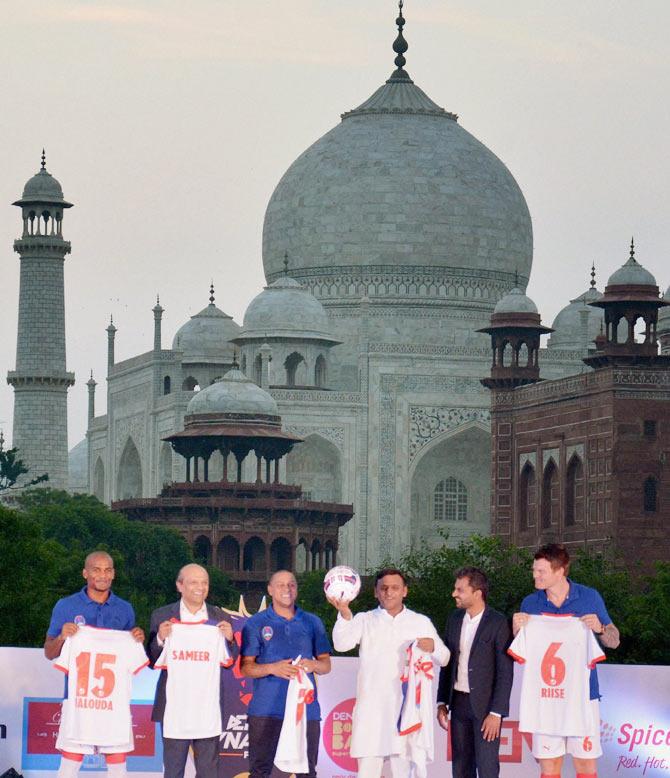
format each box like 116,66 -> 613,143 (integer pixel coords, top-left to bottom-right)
179,599 -> 208,622
464,608 -> 484,625
538,579 -> 580,607
268,604 -> 302,622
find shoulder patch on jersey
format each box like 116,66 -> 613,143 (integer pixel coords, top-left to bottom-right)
262,626 -> 273,641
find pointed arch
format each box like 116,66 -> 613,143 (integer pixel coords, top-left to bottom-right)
194,535 -> 212,566
218,536 -> 240,572
243,537 -> 266,572
518,462 -> 536,531
565,455 -> 584,526
93,457 -> 105,501
644,476 -> 658,513
315,355 -> 327,388
285,352 -> 307,387
295,538 -> 308,573
285,434 -> 342,502
270,537 -> 292,572
159,443 -> 173,487
117,437 -> 143,500
541,458 -> 559,528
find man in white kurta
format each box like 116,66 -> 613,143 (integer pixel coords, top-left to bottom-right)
330,568 -> 450,778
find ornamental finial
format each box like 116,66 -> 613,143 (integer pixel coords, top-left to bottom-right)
629,236 -> 635,261
283,251 -> 289,275
209,281 -> 215,305
391,0 -> 410,80
590,263 -> 596,289
40,149 -> 46,171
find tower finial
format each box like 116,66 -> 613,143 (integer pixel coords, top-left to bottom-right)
0,429 -> 4,452
209,281 -> 215,305
283,251 -> 289,276
590,262 -> 596,289
630,236 -> 635,261
391,0 -> 410,80
41,149 -> 46,171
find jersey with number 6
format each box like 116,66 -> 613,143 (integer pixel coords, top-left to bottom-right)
54,626 -> 149,746
508,614 -> 605,736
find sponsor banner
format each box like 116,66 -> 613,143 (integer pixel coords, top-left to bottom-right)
1,648 -> 669,777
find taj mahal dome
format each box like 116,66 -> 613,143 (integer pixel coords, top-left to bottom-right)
56,7 -> 613,571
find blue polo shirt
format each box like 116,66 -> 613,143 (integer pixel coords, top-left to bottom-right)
521,580 -> 611,699
241,605 -> 331,720
47,587 -> 135,637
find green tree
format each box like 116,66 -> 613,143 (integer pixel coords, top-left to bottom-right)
0,446 -> 48,491
9,489 -> 238,643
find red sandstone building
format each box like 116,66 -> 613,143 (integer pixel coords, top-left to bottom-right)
481,243 -> 670,568
113,367 -> 353,586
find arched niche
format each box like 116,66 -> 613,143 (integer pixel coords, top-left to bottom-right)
93,457 -> 105,501
296,538 -> 308,573
218,536 -> 240,571
410,422 -> 491,549
285,434 -> 342,502
159,443 -> 173,487
117,437 -> 143,500
243,537 -> 266,572
194,535 -> 212,566
270,537 -> 292,571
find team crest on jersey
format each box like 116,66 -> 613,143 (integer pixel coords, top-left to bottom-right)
262,626 -> 273,641
74,615 -> 86,626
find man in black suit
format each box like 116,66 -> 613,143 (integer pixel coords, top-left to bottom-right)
436,567 -> 513,778
148,563 -> 238,778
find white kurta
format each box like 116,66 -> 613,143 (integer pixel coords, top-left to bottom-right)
332,607 -> 450,759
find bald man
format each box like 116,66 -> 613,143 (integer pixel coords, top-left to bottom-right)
44,551 -> 145,778
148,563 -> 238,778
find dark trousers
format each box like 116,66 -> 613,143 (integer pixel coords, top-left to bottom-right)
248,716 -> 320,778
450,691 -> 501,778
162,732 -> 220,778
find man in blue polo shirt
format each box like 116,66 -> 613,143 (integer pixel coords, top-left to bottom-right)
241,569 -> 331,778
513,544 -> 620,778
44,550 -> 144,660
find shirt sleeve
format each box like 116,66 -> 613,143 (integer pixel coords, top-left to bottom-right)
507,625 -> 527,663
53,635 -> 73,674
591,590 -> 612,627
154,641 -> 169,671
47,600 -> 67,638
311,615 -> 332,656
241,620 -> 262,658
332,612 -> 364,652
586,628 -> 606,669
131,637 -> 150,674
124,601 -> 136,630
219,631 -> 234,667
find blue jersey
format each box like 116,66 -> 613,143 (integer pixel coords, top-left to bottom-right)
47,587 -> 135,637
521,580 -> 611,699
241,605 -> 331,720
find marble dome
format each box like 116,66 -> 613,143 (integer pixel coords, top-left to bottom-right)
607,248 -> 657,287
493,287 -> 538,315
14,159 -> 72,207
186,368 -> 278,417
239,275 -> 338,342
262,61 -> 532,299
548,287 -> 604,350
172,300 -> 240,360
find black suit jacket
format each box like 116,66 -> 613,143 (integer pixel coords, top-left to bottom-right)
148,601 -> 239,724
436,606 -> 513,721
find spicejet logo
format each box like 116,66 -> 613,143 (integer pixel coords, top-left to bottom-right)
322,698 -> 357,772
618,723 -> 670,752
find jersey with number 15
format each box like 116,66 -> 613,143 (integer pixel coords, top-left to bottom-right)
54,626 -> 149,746
508,614 -> 605,737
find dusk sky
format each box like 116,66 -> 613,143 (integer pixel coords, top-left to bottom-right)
1,1 -> 669,449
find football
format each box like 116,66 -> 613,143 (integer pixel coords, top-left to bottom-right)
324,565 -> 361,602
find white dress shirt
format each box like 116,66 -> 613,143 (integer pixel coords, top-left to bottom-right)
454,609 -> 483,693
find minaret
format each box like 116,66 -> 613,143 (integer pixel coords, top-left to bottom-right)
6,152 -> 75,488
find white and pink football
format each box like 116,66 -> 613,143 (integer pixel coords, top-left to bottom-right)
324,565 -> 361,602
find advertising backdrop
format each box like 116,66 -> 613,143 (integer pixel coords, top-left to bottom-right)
2,643 -> 669,778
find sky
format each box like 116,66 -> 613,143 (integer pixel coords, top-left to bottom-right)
1,1 -> 669,450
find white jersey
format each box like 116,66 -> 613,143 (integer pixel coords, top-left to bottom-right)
54,626 -> 149,747
508,614 -> 605,736
332,606 -> 449,759
274,663 -> 314,774
155,621 -> 232,739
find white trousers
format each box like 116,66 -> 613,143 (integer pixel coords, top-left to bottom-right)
357,756 -> 411,778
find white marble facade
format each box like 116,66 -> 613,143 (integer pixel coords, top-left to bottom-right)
83,41 -> 595,571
